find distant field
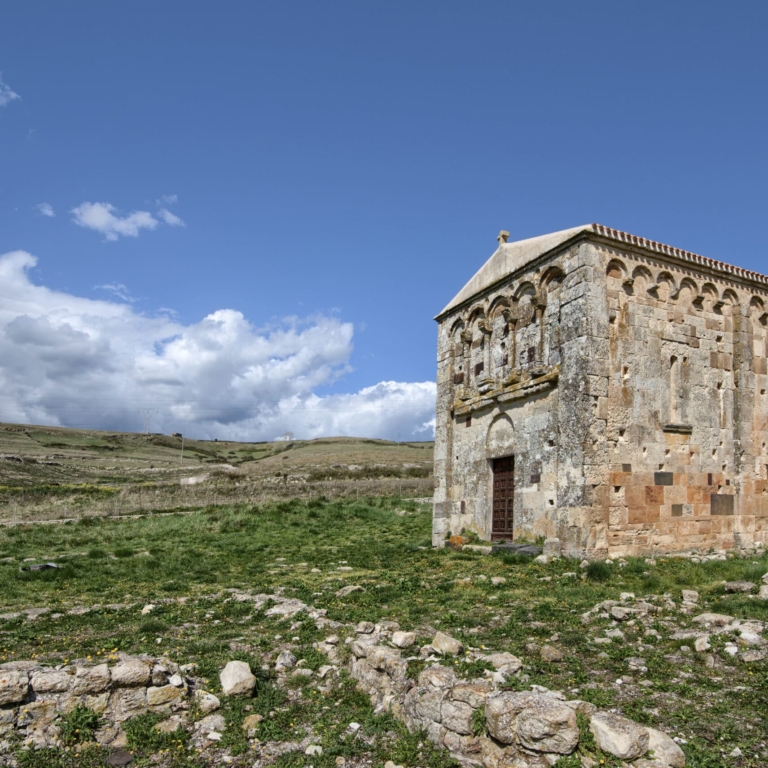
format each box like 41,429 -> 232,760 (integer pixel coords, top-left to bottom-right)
0,423 -> 433,523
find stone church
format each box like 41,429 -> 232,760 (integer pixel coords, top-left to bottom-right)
432,224 -> 768,557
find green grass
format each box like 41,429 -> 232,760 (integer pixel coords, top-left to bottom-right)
0,498 -> 767,766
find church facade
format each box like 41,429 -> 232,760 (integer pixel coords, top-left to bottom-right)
432,224 -> 768,557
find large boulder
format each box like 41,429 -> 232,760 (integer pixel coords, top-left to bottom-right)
485,692 -> 578,754
515,697 -> 579,754
219,661 -> 256,697
590,711 -> 649,760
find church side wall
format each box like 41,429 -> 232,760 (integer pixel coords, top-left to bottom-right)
599,243 -> 768,555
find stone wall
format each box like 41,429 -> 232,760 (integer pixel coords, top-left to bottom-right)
0,653 -> 213,752
345,622 -> 685,768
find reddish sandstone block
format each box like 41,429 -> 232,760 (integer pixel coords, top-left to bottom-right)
646,486 -> 664,505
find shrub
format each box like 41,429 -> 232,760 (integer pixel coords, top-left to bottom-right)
586,561 -> 612,582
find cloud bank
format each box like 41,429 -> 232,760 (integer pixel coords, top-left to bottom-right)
0,251 -> 435,441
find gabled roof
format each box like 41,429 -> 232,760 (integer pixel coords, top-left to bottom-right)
437,225 -> 590,318
437,223 -> 768,319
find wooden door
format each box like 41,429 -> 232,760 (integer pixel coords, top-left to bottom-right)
492,456 -> 514,539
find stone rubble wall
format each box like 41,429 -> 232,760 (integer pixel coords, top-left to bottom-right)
0,653 -> 204,752
0,591 -> 329,755
344,621 -> 686,768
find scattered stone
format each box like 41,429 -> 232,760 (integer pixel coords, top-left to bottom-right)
579,560 -> 590,569
275,651 -> 297,672
480,652 -> 522,675
611,606 -> 637,621
305,745 -> 323,756
681,590 -> 699,604
723,581 -> 754,593
141,604 -> 155,615
336,585 -> 365,598
194,690 -> 220,714
242,713 -> 264,735
692,613 -> 734,628
540,645 -> 564,662
739,648 -> 767,662
105,751 -> 133,766
534,554 -> 548,565
196,713 -> 226,735
168,673 -> 184,687
490,576 -> 506,585
645,727 -> 686,767
758,585 -> 768,600
219,661 -> 256,696
355,621 -> 375,634
431,631 -> 463,656
391,631 -> 417,648
694,635 -> 711,653
729,747 -> 743,758
590,711 -> 649,761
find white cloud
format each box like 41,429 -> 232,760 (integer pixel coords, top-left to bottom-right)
36,203 -> 55,218
157,194 -> 178,205
95,283 -> 136,303
71,202 -> 159,241
157,208 -> 185,227
0,250 -> 436,440
0,73 -> 20,107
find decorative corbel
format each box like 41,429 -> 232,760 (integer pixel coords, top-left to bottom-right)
692,294 -> 705,310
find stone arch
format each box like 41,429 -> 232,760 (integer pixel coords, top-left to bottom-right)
467,306 -> 486,326
449,319 -> 467,384
750,296 -> 767,327
606,258 -> 627,279
486,412 -> 515,459
540,266 -> 565,291
631,265 -> 653,295
719,288 -> 740,317
488,296 -> 511,321
676,277 -> 698,308
701,283 -> 719,313
514,281 -> 536,301
449,318 -> 465,338
655,271 -> 677,302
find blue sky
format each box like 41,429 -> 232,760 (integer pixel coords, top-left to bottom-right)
0,1 -> 766,439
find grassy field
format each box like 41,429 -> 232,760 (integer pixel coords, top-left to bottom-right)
1,497 -> 767,767
0,422 -> 433,522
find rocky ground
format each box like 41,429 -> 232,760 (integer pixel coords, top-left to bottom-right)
0,499 -> 766,767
